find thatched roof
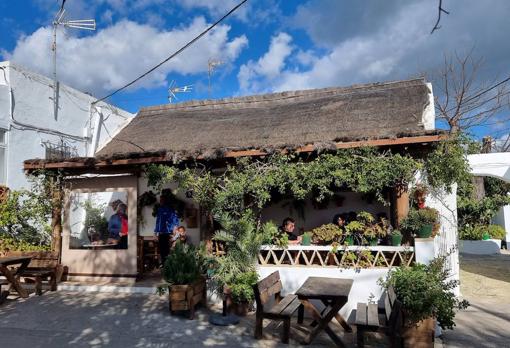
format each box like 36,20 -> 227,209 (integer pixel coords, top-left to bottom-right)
96,78 -> 434,161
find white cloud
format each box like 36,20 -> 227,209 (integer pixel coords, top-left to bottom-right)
238,32 -> 293,93
240,0 -> 510,95
5,17 -> 248,95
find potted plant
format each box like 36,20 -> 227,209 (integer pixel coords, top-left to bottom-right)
357,211 -> 387,246
459,224 -> 505,254
345,220 -> 364,245
390,229 -> 403,246
157,242 -> 205,319
227,271 -> 259,316
379,256 -> 469,347
301,231 -> 312,246
401,207 -> 439,238
310,223 -> 343,245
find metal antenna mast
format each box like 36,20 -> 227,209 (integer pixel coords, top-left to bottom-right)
207,58 -> 224,99
52,1 -> 96,120
168,80 -> 193,103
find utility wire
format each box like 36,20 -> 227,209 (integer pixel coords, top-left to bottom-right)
94,0 -> 249,104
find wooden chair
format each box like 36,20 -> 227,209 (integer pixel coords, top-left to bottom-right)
253,271 -> 304,344
354,286 -> 403,348
6,251 -> 62,295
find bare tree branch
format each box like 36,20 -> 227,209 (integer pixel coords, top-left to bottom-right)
431,51 -> 510,134
431,0 -> 450,34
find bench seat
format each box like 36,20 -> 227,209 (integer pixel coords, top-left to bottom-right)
253,271 -> 304,344
355,286 -> 403,348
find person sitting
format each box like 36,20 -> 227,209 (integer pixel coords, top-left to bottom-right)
332,213 -> 348,230
279,217 -> 302,245
171,226 -> 188,249
107,203 -> 128,246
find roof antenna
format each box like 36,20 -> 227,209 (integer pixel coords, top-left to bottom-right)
52,0 -> 96,120
168,80 -> 193,103
208,58 -> 224,99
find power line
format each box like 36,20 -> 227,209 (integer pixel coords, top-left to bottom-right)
94,0 -> 249,104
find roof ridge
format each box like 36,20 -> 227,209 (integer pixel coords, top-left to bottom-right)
140,78 -> 426,113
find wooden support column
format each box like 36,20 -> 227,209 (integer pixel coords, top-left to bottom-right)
50,178 -> 63,260
394,185 -> 409,228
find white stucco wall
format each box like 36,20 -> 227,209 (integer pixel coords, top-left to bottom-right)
0,61 -> 133,190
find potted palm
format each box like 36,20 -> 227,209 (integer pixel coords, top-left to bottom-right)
379,256 -> 469,347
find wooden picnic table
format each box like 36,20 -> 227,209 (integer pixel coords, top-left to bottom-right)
0,256 -> 32,302
295,277 -> 353,347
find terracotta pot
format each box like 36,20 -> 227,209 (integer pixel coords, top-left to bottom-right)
402,318 -> 435,348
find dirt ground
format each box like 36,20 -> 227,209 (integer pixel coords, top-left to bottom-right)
459,249 -> 510,303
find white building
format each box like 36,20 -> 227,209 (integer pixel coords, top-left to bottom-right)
0,61 -> 133,189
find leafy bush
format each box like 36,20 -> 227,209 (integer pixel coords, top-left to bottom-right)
229,271 -> 258,303
0,189 -> 52,246
310,223 -> 342,244
262,221 -> 288,247
162,242 -> 201,285
0,236 -> 50,253
401,207 -> 439,234
379,256 -> 469,329
459,224 -> 506,240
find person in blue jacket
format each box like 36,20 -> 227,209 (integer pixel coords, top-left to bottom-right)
154,194 -> 180,266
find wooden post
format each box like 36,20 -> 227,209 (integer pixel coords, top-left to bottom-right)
50,177 -> 63,260
394,185 -> 409,228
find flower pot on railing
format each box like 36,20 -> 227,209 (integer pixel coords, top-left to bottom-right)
368,237 -> 378,246
417,224 -> 433,238
301,233 -> 312,246
343,235 -> 354,246
391,233 -> 403,246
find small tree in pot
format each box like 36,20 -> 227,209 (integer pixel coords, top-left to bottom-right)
379,256 -> 469,347
401,207 -> 439,238
157,242 -> 206,319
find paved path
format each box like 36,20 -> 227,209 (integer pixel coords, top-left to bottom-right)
0,291 -> 352,348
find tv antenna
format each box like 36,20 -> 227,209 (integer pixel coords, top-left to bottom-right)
52,0 -> 96,120
207,58 -> 224,98
168,80 -> 193,103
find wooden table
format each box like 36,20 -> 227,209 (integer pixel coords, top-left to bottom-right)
296,277 -> 353,347
0,256 -> 32,302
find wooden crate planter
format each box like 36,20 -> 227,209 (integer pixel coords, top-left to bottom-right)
168,277 -> 206,320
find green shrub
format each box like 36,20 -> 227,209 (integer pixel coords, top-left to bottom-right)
0,236 -> 50,252
459,224 -> 506,240
488,224 -> 506,239
162,242 -> 200,285
401,207 -> 439,234
229,271 -> 258,303
379,256 -> 469,329
310,223 -> 342,244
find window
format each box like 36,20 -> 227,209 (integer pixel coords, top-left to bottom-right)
0,129 -> 6,185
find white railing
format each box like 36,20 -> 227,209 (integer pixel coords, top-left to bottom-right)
258,245 -> 414,269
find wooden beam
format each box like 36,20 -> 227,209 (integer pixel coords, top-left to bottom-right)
24,134 -> 447,171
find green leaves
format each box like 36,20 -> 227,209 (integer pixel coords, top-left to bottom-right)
379,256 -> 469,330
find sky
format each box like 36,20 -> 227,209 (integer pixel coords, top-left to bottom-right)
1,0 -> 509,138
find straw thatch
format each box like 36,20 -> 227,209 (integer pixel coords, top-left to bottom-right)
96,78 -> 433,161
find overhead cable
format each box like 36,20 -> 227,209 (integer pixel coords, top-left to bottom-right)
94,0 -> 249,104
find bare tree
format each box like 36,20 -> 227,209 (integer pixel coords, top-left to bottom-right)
432,52 -> 510,134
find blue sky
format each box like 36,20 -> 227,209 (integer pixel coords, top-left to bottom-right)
1,0 -> 509,138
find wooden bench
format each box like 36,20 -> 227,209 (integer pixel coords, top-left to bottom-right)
253,271 -> 304,344
355,286 -> 403,348
5,251 -> 62,295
